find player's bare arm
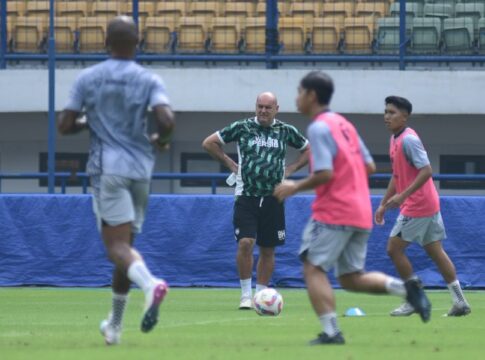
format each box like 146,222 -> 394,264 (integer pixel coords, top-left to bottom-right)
285,146 -> 310,178
202,133 -> 238,173
366,161 -> 376,175
375,176 -> 396,224
274,169 -> 332,201
57,110 -> 87,135
150,105 -> 175,151
384,165 -> 432,209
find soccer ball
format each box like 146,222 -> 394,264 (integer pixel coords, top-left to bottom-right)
253,288 -> 283,316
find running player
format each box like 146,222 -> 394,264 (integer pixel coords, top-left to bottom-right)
58,16 -> 175,345
274,71 -> 431,345
375,96 -> 471,317
202,92 -> 309,309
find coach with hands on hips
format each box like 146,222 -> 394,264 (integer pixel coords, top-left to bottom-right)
203,92 -> 309,309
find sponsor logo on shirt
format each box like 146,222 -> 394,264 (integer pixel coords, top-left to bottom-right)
249,136 -> 279,148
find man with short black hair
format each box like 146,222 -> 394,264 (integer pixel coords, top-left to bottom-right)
58,16 -> 175,345
202,92 -> 309,309
375,95 -> 471,317
274,71 -> 432,345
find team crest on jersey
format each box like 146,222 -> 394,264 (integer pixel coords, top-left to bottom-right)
278,230 -> 285,241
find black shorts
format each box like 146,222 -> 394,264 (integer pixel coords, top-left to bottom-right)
233,195 -> 286,247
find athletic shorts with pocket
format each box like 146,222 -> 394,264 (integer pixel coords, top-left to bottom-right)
300,218 -> 370,277
233,195 -> 285,247
91,174 -> 150,234
390,211 -> 446,246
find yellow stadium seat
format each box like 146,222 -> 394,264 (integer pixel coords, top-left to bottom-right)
57,2 -> 89,19
344,16 -> 376,53
25,1 -> 50,18
125,1 -> 155,19
7,1 -> 26,17
223,2 -> 255,21
278,17 -> 308,53
355,2 -> 389,18
54,16 -> 77,52
289,2 -> 321,21
177,17 -> 210,52
312,17 -> 344,53
322,3 -> 354,23
211,17 -> 243,53
155,1 -> 187,21
190,2 -> 219,21
143,16 -> 177,53
12,16 -> 47,52
244,16 -> 266,53
78,17 -> 108,53
91,2 -> 121,18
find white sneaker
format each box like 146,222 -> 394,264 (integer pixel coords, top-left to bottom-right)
239,297 -> 252,310
447,302 -> 471,317
100,319 -> 121,345
141,280 -> 169,333
390,302 -> 416,316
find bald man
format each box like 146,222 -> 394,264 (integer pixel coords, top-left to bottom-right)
58,16 -> 174,344
203,92 -> 309,309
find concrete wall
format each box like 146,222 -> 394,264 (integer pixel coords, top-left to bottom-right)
1,111 -> 484,194
1,68 -> 485,114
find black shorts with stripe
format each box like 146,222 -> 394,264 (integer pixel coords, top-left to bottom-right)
233,195 -> 286,248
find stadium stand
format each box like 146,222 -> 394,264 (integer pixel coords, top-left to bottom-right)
443,17 -> 474,53
78,16 -> 108,53
344,16 -> 376,53
91,1 -> 122,18
243,16 -> 266,53
311,16 -> 344,53
210,16 -> 244,53
12,16 -> 47,52
278,17 -> 310,53
223,2 -> 255,21
411,17 -> 442,53
177,16 -> 210,53
376,17 -> 403,53
390,2 -> 424,20
5,0 -> 485,57
143,16 -> 177,53
54,16 -> 77,52
57,2 -> 89,19
155,1 -> 187,21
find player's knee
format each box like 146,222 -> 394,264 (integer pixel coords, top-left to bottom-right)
106,243 -> 128,265
238,238 -> 254,254
259,247 -> 275,260
387,244 -> 401,259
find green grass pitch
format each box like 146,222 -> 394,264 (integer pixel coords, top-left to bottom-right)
0,288 -> 483,360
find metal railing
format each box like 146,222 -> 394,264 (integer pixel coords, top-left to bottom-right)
1,172 -> 484,195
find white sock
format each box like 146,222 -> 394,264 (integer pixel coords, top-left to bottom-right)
447,280 -> 467,304
406,274 -> 419,282
255,284 -> 267,293
240,278 -> 252,299
319,312 -> 340,337
127,260 -> 156,294
110,292 -> 128,329
385,276 -> 406,297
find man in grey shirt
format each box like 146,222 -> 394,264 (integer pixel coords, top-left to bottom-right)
58,16 -> 175,345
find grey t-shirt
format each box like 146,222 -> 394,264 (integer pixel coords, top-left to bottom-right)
401,134 -> 430,169
307,120 -> 373,171
65,58 -> 170,180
